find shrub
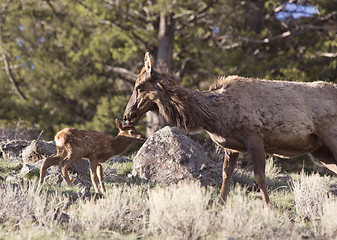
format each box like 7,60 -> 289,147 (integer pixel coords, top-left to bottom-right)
292,171 -> 330,221
265,156 -> 281,178
321,199 -> 337,238
68,184 -> 148,234
148,181 -> 218,240
221,186 -> 298,240
0,182 -> 68,230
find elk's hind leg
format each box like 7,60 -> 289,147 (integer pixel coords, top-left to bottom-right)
220,150 -> 239,203
39,155 -> 62,185
59,155 -> 78,186
243,136 -> 270,207
312,132 -> 337,174
97,163 -> 106,193
89,160 -> 100,193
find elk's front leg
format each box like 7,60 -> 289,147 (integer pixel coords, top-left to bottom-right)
243,136 -> 270,207
220,150 -> 239,203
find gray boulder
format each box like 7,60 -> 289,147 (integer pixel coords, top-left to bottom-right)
22,140 -> 56,164
131,126 -> 222,186
0,139 -> 30,159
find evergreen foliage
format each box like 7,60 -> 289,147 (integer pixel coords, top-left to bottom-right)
0,0 -> 336,138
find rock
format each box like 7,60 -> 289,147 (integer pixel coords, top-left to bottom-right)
0,139 -> 30,159
22,140 -> 56,164
20,164 -> 40,179
33,159 -> 60,175
69,158 -> 90,178
131,126 -> 222,186
69,176 -> 92,188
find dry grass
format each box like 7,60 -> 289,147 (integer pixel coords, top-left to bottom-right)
265,156 -> 282,178
221,186 -> 299,239
1,166 -> 337,239
0,182 -> 68,231
321,199 -> 337,239
68,184 -> 148,234
292,171 -> 330,221
148,181 -> 218,240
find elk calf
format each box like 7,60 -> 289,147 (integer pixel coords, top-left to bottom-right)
39,119 -> 146,193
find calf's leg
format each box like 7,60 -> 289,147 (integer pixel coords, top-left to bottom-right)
39,155 -> 62,185
89,161 -> 100,193
59,156 -> 77,186
97,163 -> 106,193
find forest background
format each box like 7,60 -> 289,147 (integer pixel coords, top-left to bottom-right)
0,0 -> 336,139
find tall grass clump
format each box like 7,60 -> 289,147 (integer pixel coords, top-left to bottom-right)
148,181 -> 218,240
321,198 -> 337,238
0,182 -> 68,231
221,186 -> 298,239
265,156 -> 281,178
292,171 -> 330,221
68,184 -> 148,234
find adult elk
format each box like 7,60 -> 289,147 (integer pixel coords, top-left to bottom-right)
39,119 -> 146,193
123,52 -> 337,206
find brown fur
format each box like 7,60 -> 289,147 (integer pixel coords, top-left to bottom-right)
123,53 -> 337,206
39,120 -> 146,193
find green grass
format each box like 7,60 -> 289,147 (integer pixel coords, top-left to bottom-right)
112,161 -> 133,176
0,160 -> 23,180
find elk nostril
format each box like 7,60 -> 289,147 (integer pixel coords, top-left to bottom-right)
123,115 -> 127,121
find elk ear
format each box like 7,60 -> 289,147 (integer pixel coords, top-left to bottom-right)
144,52 -> 152,74
115,119 -> 123,131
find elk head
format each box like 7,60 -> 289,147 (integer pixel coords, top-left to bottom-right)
123,52 -> 160,125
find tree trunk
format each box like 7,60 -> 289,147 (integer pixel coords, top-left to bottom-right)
146,10 -> 175,136
245,0 -> 266,33
0,0 -> 26,101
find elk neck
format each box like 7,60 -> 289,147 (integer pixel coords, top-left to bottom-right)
109,135 -> 136,156
155,80 -> 224,134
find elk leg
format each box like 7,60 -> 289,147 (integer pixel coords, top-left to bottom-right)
97,163 -> 106,193
39,155 -> 62,185
89,161 -> 100,193
59,158 -> 75,186
243,136 -> 270,207
313,133 -> 337,174
220,150 -> 239,203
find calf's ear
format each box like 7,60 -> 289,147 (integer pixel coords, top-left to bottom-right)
115,119 -> 123,131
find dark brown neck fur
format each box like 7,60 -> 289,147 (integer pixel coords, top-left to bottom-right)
155,78 -> 219,133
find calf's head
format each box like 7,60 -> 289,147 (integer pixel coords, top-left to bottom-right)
116,119 -> 146,141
